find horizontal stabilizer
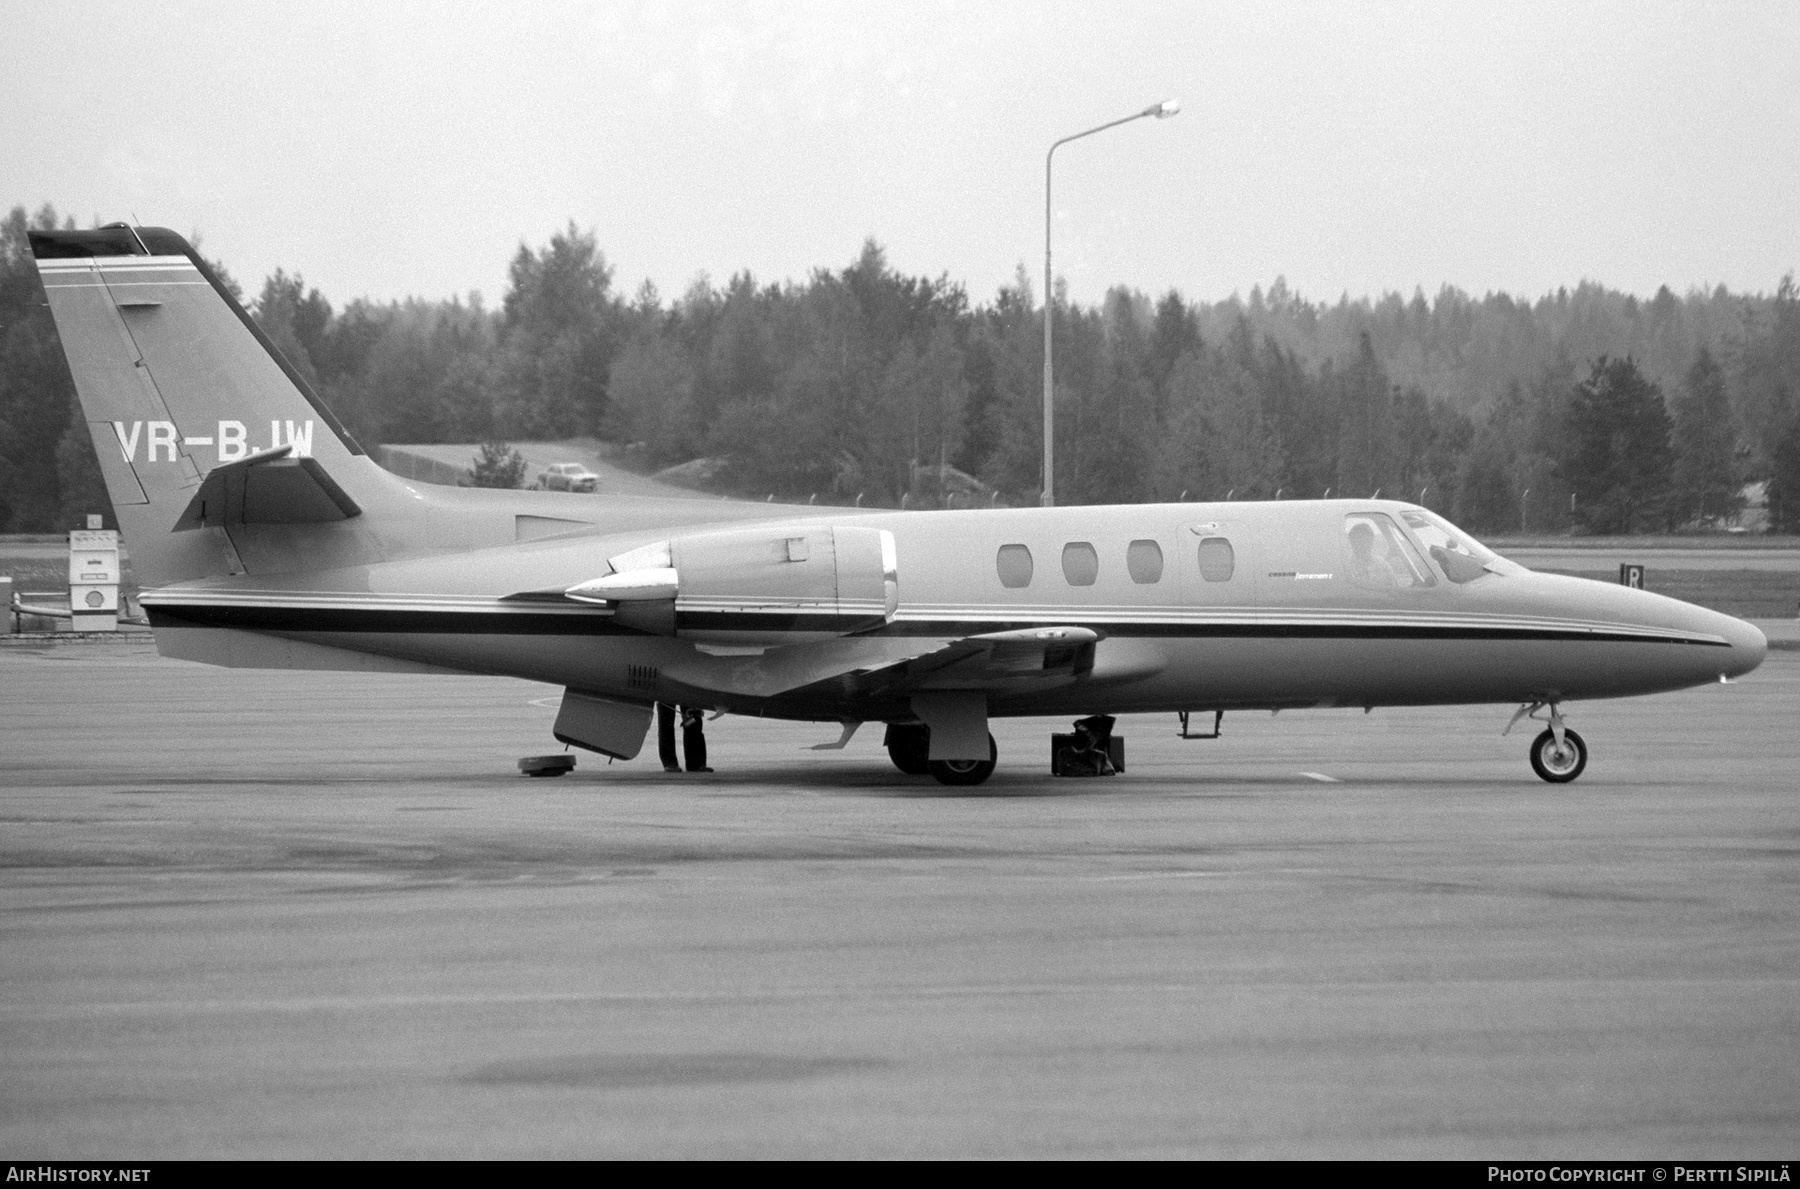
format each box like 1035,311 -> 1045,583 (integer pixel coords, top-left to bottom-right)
172,446 -> 361,531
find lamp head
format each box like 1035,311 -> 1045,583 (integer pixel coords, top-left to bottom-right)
1148,99 -> 1181,118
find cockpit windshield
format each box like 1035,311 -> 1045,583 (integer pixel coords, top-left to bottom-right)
1345,513 -> 1436,589
1398,509 -> 1496,584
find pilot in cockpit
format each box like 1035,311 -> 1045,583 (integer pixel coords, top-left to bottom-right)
1347,516 -> 1423,589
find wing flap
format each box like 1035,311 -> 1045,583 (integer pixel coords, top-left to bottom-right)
886,626 -> 1098,688
662,626 -> 1100,703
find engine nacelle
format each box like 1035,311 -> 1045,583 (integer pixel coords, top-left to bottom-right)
569,525 -> 897,647
676,524 -> 896,646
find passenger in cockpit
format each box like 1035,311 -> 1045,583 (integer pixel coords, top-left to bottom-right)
1348,521 -> 1390,587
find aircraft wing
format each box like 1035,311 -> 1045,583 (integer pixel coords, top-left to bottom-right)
858,626 -> 1097,690
661,626 -> 1098,703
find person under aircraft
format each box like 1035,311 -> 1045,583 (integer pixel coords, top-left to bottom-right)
681,706 -> 713,773
656,702 -> 682,773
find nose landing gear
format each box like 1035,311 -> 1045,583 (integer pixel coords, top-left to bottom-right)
1529,726 -> 1588,782
1506,701 -> 1588,783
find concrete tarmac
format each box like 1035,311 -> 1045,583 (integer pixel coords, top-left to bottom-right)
2,644 -> 1796,1159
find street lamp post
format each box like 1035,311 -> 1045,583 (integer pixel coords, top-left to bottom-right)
1042,99 -> 1180,507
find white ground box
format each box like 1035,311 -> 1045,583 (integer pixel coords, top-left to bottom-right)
69,528 -> 119,631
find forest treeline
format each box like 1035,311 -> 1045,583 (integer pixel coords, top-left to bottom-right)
4,201 -> 1799,535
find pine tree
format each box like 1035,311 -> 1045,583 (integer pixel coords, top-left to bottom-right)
469,441 -> 526,489
1766,388 -> 1800,533
1557,357 -> 1675,534
1670,347 -> 1741,525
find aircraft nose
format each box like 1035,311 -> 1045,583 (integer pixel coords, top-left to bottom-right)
1718,614 -> 1767,679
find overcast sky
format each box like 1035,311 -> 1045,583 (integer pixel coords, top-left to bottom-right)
4,1 -> 1796,310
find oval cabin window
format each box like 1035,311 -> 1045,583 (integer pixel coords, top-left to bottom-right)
996,544 -> 1034,588
1061,542 -> 1099,586
1197,537 -> 1235,582
1126,539 -> 1163,584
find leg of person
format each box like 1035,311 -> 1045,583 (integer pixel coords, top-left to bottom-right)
682,707 -> 712,772
657,703 -> 681,772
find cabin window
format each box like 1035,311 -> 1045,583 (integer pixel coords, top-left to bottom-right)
1126,539 -> 1164,584
1344,513 -> 1435,589
996,544 -> 1034,588
1197,537 -> 1234,582
1061,542 -> 1099,586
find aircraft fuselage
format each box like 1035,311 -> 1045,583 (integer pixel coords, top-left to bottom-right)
142,496 -> 1768,724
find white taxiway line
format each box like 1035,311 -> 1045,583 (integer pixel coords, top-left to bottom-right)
1087,871 -> 1226,882
1299,771 -> 1342,783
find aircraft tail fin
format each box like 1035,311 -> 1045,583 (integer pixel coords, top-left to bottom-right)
29,225 -> 377,585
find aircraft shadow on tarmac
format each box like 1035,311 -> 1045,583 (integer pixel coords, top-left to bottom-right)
542,763 -> 1603,799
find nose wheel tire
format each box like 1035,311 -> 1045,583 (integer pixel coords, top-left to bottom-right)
928,734 -> 998,787
1529,727 -> 1587,783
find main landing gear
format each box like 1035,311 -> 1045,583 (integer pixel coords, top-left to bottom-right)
882,723 -> 998,786
1506,701 -> 1588,784
885,718 -> 1127,787
928,736 -> 999,786
884,723 -> 931,775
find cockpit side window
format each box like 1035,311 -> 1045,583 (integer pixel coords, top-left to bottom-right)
1344,513 -> 1435,589
1398,509 -> 1493,584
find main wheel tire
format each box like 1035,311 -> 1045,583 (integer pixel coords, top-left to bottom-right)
885,724 -> 931,775
928,734 -> 998,787
1529,727 -> 1587,783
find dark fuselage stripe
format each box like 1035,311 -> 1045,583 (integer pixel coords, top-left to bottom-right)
143,603 -> 1730,647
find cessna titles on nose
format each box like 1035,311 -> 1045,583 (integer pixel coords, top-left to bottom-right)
111,419 -> 315,462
